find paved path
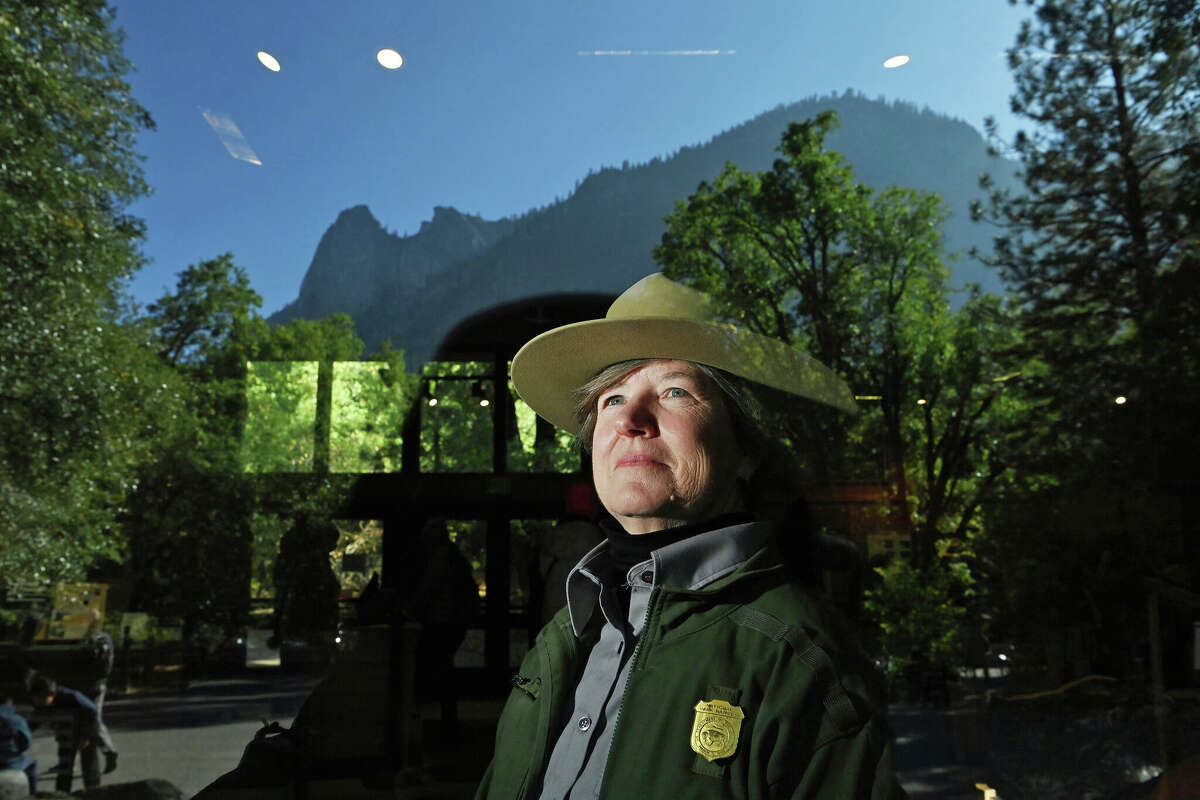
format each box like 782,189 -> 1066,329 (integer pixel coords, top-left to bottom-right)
891,703 -> 996,799
19,673 -> 1002,799
24,672 -> 318,798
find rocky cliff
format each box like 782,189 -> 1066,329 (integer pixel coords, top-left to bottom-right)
271,92 -> 1019,363
273,205 -> 516,325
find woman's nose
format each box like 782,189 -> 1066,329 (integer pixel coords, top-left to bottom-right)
616,395 -> 658,436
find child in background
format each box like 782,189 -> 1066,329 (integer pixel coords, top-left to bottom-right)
0,691 -> 37,795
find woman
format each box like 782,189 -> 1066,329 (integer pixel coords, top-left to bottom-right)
477,274 -> 906,799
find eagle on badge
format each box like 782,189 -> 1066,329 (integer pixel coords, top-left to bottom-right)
690,699 -> 745,761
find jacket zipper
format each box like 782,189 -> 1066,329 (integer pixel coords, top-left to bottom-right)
595,586 -> 662,798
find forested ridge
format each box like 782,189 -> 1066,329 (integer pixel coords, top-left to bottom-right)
272,92 -> 1019,363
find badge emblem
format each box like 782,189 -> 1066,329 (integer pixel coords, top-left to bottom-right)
690,699 -> 745,761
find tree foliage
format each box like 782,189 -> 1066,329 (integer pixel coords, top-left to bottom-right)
656,112 -> 1024,570
976,0 -> 1200,474
864,544 -> 976,678
974,0 -> 1200,673
118,255 -> 374,636
0,0 -> 157,584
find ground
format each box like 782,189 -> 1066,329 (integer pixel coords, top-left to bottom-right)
13,670 -> 1196,799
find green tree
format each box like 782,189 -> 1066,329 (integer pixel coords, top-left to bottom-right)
0,0 -> 158,585
120,255 -> 378,637
976,0 -> 1200,464
656,112 -> 1024,571
119,256 -> 267,637
863,544 -> 976,680
973,0 -> 1200,709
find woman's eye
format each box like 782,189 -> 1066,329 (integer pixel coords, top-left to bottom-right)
666,387 -> 689,399
601,395 -> 623,408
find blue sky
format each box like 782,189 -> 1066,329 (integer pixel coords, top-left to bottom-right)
112,0 -> 1030,316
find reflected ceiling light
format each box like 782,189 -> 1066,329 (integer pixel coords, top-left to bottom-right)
472,381 -> 490,407
1115,395 -> 1128,405
257,51 -> 281,72
883,54 -> 910,69
200,109 -> 262,165
377,48 -> 404,69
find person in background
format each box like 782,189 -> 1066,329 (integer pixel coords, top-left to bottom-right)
81,609 -> 118,775
28,672 -> 115,793
409,517 -> 479,745
0,690 -> 36,795
272,511 -> 342,665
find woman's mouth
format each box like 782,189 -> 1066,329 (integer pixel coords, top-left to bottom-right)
617,453 -> 662,467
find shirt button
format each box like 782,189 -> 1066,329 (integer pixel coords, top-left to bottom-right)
577,715 -> 592,732
640,570 -> 653,583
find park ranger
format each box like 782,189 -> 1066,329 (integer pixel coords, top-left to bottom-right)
475,274 -> 906,799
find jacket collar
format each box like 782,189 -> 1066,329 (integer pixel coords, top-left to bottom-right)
565,519 -> 773,637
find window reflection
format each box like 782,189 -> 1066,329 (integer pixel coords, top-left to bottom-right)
241,361 -> 319,472
420,362 -> 495,473
507,375 -> 579,474
330,362 -> 409,473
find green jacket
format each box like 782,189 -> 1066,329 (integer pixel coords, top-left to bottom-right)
476,543 -> 908,799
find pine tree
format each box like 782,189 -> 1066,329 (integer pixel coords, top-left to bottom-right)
975,1 -> 1200,745
975,0 -> 1200,479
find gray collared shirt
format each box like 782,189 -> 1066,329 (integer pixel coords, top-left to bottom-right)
536,520 -> 772,800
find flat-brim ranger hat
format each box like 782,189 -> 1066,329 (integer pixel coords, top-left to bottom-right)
510,273 -> 857,434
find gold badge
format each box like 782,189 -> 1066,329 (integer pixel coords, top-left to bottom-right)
690,699 -> 745,762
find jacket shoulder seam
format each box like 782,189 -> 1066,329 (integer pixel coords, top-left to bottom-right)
727,605 -> 863,742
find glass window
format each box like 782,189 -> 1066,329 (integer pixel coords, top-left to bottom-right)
506,375 -> 581,473
329,361 -> 412,473
241,361 -> 319,472
420,362 -> 495,473
329,519 -> 383,599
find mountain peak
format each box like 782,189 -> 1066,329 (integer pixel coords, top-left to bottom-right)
277,94 -> 1017,362
417,205 -> 474,236
333,204 -> 380,227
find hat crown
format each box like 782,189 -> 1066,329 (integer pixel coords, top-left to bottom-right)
606,273 -> 717,323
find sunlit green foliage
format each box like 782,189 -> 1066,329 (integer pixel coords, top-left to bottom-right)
242,362 -> 319,472
420,363 -> 494,473
330,361 -> 415,473
0,0 -> 159,585
508,382 -> 579,473
120,254 -> 376,635
656,111 -> 1025,569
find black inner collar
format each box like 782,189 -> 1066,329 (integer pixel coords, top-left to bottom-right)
599,512 -> 756,577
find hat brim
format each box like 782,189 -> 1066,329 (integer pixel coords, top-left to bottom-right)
510,316 -> 857,434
